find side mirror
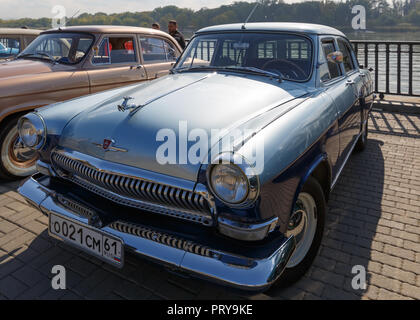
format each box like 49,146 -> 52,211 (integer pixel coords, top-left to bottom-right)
327,51 -> 344,64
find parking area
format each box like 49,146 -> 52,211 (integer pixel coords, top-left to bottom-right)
0,110 -> 419,300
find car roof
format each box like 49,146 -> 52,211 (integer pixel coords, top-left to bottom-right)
196,22 -> 346,37
0,28 -> 42,35
42,25 -> 170,37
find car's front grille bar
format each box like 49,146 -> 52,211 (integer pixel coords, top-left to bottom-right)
51,152 -> 213,226
110,221 -> 217,258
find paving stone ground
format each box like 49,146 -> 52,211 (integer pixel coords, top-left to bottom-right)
0,110 -> 419,300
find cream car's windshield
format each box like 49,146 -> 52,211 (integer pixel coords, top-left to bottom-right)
18,32 -> 94,64
174,32 -> 313,82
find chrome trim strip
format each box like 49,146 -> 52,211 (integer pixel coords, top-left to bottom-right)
18,175 -> 296,291
331,130 -> 363,190
218,216 -> 278,241
36,160 -> 56,177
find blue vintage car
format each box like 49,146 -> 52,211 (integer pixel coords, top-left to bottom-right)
0,42 -> 19,57
18,23 -> 374,291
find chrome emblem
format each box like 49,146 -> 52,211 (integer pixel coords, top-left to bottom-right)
102,139 -> 113,150
92,139 -> 127,152
118,96 -> 136,112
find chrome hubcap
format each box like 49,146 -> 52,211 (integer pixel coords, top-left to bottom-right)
12,136 -> 36,163
286,192 -> 317,268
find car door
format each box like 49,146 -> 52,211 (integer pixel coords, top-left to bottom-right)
319,37 -> 360,179
87,34 -> 147,93
335,37 -> 364,159
139,35 -> 180,79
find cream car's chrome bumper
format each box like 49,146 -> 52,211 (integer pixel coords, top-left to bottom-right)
18,173 -> 296,291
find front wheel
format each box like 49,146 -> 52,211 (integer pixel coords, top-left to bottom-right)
0,117 -> 38,180
272,176 -> 326,288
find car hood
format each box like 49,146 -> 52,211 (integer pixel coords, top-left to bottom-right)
58,72 -> 310,181
0,59 -> 55,78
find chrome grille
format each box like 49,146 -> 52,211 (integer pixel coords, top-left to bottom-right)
110,221 -> 217,258
51,152 -> 213,226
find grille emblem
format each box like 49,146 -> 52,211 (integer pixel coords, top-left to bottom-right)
92,139 -> 128,152
103,139 -> 113,150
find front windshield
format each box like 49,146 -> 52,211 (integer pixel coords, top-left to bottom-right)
175,32 -> 313,82
18,32 -> 94,64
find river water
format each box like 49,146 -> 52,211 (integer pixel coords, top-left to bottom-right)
347,31 -> 420,41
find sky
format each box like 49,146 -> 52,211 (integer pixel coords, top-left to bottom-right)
0,0 -> 270,20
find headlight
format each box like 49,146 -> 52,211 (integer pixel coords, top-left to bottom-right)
18,113 -> 46,149
208,153 -> 260,207
210,164 -> 248,204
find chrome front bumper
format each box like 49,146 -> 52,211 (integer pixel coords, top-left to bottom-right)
18,174 -> 296,291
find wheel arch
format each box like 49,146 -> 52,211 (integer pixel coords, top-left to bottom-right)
0,109 -> 35,131
291,153 -> 332,215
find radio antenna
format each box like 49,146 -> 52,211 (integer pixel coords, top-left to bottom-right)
242,2 -> 260,30
66,9 -> 80,26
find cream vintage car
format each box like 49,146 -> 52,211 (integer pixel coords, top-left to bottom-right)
0,25 -> 181,179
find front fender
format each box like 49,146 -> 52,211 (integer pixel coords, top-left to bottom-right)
291,152 -> 330,214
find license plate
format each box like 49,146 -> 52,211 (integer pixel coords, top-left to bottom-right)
49,213 -> 124,268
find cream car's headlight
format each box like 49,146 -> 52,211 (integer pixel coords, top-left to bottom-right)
18,113 -> 46,149
210,163 -> 249,204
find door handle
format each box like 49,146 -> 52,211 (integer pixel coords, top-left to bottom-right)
130,64 -> 143,70
346,79 -> 355,86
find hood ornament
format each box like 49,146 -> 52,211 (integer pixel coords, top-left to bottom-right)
92,139 -> 127,152
118,96 -> 136,112
117,96 -> 145,114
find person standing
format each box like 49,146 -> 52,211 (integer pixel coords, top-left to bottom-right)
168,20 -> 186,50
151,22 -> 160,30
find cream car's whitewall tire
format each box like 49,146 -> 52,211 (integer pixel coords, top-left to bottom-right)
0,117 -> 37,180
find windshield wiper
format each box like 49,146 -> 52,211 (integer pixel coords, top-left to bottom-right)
172,65 -> 214,73
221,66 -> 283,82
17,52 -> 57,64
173,65 -> 283,82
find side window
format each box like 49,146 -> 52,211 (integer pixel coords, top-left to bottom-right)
92,36 -> 137,65
0,37 -> 21,57
321,40 -> 342,81
163,39 -> 178,61
140,36 -> 177,63
92,38 -> 110,64
337,39 -> 355,73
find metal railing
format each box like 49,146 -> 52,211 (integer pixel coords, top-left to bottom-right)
351,41 -> 420,98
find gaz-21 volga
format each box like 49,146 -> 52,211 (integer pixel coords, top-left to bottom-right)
18,23 -> 374,291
